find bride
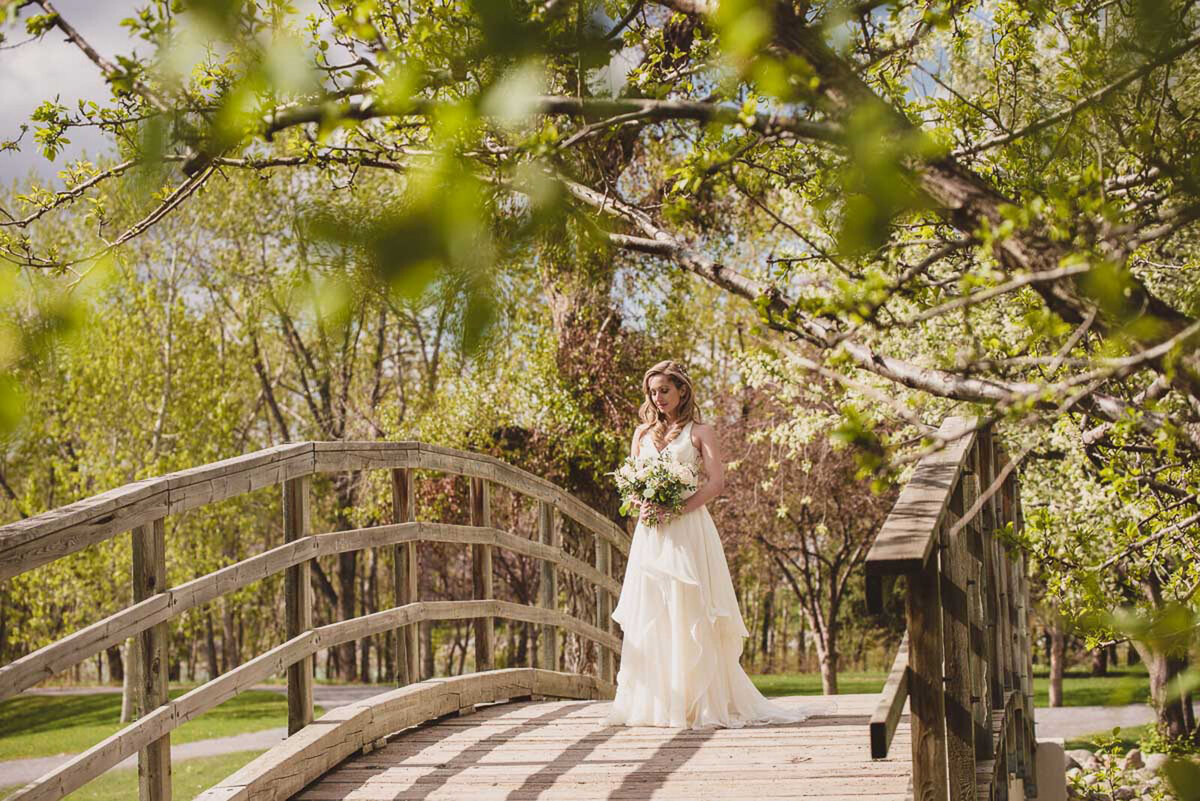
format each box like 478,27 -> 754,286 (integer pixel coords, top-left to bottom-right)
604,359 -> 833,729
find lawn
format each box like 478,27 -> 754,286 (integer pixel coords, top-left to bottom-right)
1064,724 -> 1154,753
1030,667 -> 1150,708
751,671 -> 889,697
751,665 -> 1150,708
0,690 -> 322,762
0,749 -> 265,801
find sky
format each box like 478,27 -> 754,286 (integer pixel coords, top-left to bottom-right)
0,1 -> 639,189
0,1 -> 132,186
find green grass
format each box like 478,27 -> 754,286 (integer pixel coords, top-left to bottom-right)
750,666 -> 1151,707
1031,667 -> 1150,708
0,691 -> 323,762
1064,724 -> 1154,753
0,749 -> 265,801
750,671 -> 887,697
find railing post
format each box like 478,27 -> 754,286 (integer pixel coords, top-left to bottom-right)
962,455 -> 994,763
994,448 -> 1016,701
539,500 -> 558,672
392,468 -> 419,685
283,476 -> 314,734
1014,481 -> 1038,799
941,477 -> 978,801
977,429 -> 1005,713
471,477 -> 494,671
595,537 -> 613,684
907,543 -> 948,801
132,518 -> 170,801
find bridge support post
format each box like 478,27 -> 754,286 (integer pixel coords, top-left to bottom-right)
908,541 -> 949,801
539,500 -> 558,672
392,468 -> 419,685
471,477 -> 494,671
941,477 -> 979,801
132,517 -> 171,801
596,538 -> 612,684
284,476 -> 314,735
962,462 -> 994,763
1013,484 -> 1037,800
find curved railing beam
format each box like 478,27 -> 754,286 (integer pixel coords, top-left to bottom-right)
0,522 -> 621,703
863,417 -> 976,612
5,600 -> 620,801
0,441 -> 631,581
0,443 -> 314,581
193,668 -> 613,801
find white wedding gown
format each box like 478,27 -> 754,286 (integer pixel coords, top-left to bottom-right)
604,420 -> 834,729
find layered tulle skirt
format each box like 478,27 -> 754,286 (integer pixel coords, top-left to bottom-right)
604,503 -> 833,729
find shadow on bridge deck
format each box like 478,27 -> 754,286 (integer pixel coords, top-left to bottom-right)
293,693 -> 910,801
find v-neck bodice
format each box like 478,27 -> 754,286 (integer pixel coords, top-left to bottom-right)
640,420 -> 697,463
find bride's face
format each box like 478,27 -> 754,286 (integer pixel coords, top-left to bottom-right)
648,375 -> 683,418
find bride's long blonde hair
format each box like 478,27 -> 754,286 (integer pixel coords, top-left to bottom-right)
638,360 -> 702,452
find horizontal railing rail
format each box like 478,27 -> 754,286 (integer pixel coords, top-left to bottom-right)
864,417 -> 1036,801
0,441 -> 630,581
0,441 -> 628,801
0,520 -> 620,703
9,601 -> 619,801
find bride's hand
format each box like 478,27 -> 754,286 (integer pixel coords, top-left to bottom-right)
639,500 -> 669,522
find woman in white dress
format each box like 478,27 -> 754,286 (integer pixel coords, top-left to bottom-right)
604,359 -> 833,729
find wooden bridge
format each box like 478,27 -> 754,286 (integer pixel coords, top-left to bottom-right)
0,417 -> 1042,801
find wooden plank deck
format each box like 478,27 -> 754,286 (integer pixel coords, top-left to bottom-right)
294,693 -> 912,801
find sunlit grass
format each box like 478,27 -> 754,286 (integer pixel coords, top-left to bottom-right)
0,749 -> 264,801
750,665 -> 1150,707
0,690 -> 322,762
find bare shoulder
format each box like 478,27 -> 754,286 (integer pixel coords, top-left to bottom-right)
690,421 -> 718,443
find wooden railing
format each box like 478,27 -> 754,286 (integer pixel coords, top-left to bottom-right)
0,441 -> 629,801
864,417 -> 1036,801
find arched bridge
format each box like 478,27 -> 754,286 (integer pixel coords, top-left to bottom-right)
0,417 -> 1043,801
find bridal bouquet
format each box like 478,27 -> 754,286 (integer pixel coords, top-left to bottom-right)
610,450 -> 699,527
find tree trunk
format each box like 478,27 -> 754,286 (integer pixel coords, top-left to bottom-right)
422,620 -> 435,679
780,605 -> 790,672
1049,622 -> 1064,708
337,551 -> 358,680
457,625 -> 468,675
205,610 -> 220,679
1090,646 -> 1108,677
816,625 -> 839,695
444,623 -> 460,676
105,644 -> 124,684
120,637 -> 138,723
760,587 -> 774,674
517,622 -> 529,666
362,548 -> 378,683
1132,640 -> 1192,741
221,600 -> 238,671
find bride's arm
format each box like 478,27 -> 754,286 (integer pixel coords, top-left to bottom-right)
678,423 -> 725,516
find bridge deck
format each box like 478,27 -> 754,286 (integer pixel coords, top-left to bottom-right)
293,692 -> 912,801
